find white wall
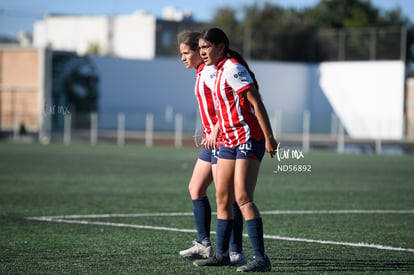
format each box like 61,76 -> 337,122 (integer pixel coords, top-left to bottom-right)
92,56 -> 196,113
319,61 -> 405,139
34,16 -> 109,54
251,61 -> 310,115
90,55 -> 405,139
34,12 -> 156,59
113,12 -> 156,59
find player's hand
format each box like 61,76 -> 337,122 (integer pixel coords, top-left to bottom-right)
266,137 -> 279,158
201,135 -> 216,150
202,125 -> 219,150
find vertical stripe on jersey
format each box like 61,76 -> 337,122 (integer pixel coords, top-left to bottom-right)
233,88 -> 251,145
216,67 -> 236,147
222,79 -> 239,146
215,68 -> 228,146
195,68 -> 216,138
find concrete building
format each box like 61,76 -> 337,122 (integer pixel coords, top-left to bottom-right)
0,48 -> 46,134
32,8 -> 200,60
33,11 -> 156,59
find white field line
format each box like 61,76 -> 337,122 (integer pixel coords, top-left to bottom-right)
26,209 -> 414,220
260,209 -> 414,215
26,217 -> 197,234
263,235 -> 414,253
30,212 -> 194,220
26,209 -> 414,254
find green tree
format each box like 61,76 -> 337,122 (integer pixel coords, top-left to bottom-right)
86,42 -> 101,55
211,8 -> 243,54
209,0 -> 413,63
305,0 -> 381,28
305,0 -> 411,60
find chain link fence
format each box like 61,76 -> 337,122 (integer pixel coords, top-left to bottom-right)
243,26 -> 407,62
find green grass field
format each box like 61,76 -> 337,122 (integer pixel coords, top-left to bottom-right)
1,142 -> 414,274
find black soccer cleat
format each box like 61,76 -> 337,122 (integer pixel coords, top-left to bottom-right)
236,255 -> 272,272
193,254 -> 231,267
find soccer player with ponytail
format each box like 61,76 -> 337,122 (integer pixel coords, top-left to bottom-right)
193,28 -> 278,272
177,30 -> 246,265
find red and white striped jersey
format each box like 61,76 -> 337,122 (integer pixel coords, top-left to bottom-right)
195,63 -> 217,138
215,57 -> 264,148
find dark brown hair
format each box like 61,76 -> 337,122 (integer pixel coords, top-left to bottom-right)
200,27 -> 259,90
177,30 -> 201,52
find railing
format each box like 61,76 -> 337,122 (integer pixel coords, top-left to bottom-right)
3,111 -> 410,154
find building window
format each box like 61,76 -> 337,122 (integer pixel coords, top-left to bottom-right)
161,31 -> 173,49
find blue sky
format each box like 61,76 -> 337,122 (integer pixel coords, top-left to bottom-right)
1,0 -> 413,37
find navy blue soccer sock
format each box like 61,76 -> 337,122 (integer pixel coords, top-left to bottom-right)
192,196 -> 211,243
246,217 -> 265,258
230,201 -> 244,253
216,219 -> 233,256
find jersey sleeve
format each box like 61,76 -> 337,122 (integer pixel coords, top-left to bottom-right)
224,63 -> 254,94
203,65 -> 217,91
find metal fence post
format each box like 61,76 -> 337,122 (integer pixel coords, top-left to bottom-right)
90,112 -> 98,145
117,112 -> 125,146
145,113 -> 154,147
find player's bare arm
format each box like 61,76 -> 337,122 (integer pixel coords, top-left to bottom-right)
244,87 -> 278,158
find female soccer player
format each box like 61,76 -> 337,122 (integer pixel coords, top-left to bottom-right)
177,30 -> 246,265
193,28 -> 278,272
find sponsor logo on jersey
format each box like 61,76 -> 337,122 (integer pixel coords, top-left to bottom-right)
234,70 -> 249,82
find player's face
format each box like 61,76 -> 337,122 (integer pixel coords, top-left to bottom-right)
199,39 -> 224,66
179,43 -> 202,69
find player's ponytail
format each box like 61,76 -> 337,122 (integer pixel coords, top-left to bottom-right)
201,27 -> 259,91
226,48 -> 259,91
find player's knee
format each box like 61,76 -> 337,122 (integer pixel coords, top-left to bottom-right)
235,193 -> 253,208
215,192 -> 227,205
188,181 -> 208,199
238,201 -> 253,209
215,190 -> 231,206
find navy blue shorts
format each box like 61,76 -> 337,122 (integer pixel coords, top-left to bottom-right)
198,147 -> 219,164
218,139 -> 265,161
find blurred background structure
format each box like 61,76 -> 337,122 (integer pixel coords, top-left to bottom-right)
1,0 -> 414,153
